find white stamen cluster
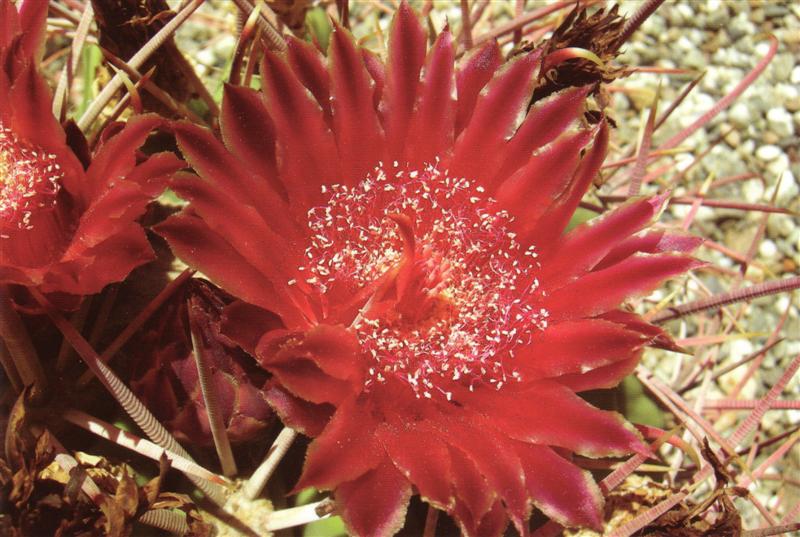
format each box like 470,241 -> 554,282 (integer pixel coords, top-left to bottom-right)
303,162 -> 548,399
0,123 -> 63,233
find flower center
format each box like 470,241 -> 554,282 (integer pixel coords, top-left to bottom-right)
302,163 -> 548,399
0,123 -> 63,234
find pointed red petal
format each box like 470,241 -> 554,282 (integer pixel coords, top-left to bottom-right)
556,353 -> 642,392
383,1 -> 426,159
599,309 -> 683,352
513,319 -> 647,381
17,0 -> 48,62
45,226 -> 152,295
451,51 -> 541,184
295,396 -> 385,491
515,443 -> 603,530
494,86 -> 590,183
544,254 -> 700,320
173,122 -> 294,238
529,122 -> 609,249
286,36 -> 332,120
361,48 -> 385,111
433,417 -> 529,533
495,129 -> 591,217
261,49 -> 339,207
475,501 -> 510,537
336,459 -> 412,537
377,421 -> 454,510
455,40 -> 501,135
458,383 -> 645,458
170,174 -> 299,283
123,151 -> 184,196
404,29 -> 455,167
538,194 -> 668,289
329,23 -> 386,182
447,445 -> 495,526
220,85 -> 283,196
595,231 -> 702,271
156,215 -> 307,328
263,381 -> 333,437
0,1 -> 20,49
220,300 -> 283,356
85,115 -> 162,198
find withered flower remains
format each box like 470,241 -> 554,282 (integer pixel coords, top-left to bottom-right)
158,4 -> 699,535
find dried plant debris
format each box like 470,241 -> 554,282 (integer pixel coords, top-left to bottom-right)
0,391 -> 211,536
531,4 -> 627,103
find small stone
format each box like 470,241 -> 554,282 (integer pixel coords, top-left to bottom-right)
791,66 -> 800,85
759,239 -> 778,258
762,131 -> 780,145
755,144 -> 782,161
742,179 -> 765,204
764,169 -> 799,205
767,214 -> 794,238
767,53 -> 795,83
728,13 -> 755,40
767,108 -> 795,138
728,102 -> 751,128
786,97 -> 800,113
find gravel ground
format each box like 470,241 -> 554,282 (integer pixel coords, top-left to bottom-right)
613,0 -> 800,528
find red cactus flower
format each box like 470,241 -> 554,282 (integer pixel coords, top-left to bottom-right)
158,4 -> 699,535
129,278 -> 276,446
0,0 -> 181,297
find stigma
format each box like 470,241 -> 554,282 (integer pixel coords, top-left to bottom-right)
1,123 -> 63,233
303,162 -> 548,399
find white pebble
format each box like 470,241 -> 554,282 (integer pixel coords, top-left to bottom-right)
766,107 -> 795,138
758,239 -> 778,258
755,145 -> 781,162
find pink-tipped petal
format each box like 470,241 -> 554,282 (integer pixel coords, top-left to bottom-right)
544,253 -> 700,320
447,445 -> 495,527
286,36 -> 332,120
595,231 -> 703,270
538,194 -> 668,289
495,86 -> 590,183
451,51 -> 541,184
513,319 -> 647,381
455,40 -> 501,135
295,396 -> 386,491
515,443 -> 603,530
263,381 -> 333,437
329,23 -> 386,183
336,459 -> 412,537
377,421 -> 454,510
261,49 -> 340,207
220,84 -> 282,196
404,29 -> 455,167
383,1 -> 427,158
